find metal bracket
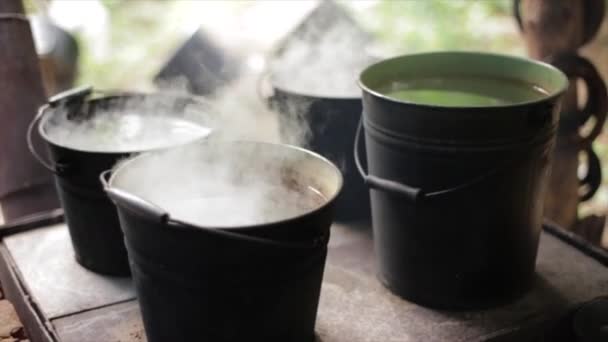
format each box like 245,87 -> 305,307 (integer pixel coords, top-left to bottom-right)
48,85 -> 93,107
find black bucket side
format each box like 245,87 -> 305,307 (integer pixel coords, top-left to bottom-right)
33,90 -> 213,276
104,140 -> 342,341
357,51 -> 568,309
360,96 -> 561,309
271,87 -> 370,222
115,203 -> 331,342
48,142 -> 131,276
360,88 -> 560,146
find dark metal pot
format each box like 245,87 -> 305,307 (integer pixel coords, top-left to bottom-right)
28,86 -> 212,276
269,83 -> 370,223
103,141 -> 342,342
357,52 -> 568,309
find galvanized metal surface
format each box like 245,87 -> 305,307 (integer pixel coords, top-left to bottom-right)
2,223 -> 608,341
3,224 -> 135,319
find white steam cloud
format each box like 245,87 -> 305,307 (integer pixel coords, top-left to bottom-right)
42,95 -> 212,153
111,140 -> 339,227
269,1 -> 375,97
51,2 -> 375,227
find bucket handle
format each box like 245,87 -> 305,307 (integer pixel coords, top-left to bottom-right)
100,170 -> 328,250
27,104 -> 67,174
27,86 -> 96,174
354,118 -> 504,203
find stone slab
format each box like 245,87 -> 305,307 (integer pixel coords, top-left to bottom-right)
3,224 -> 135,319
53,301 -> 144,342
315,231 -> 607,342
39,224 -> 608,341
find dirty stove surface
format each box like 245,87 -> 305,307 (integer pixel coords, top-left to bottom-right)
0,223 -> 607,342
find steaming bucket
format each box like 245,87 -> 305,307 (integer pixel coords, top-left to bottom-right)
269,83 -> 370,223
28,87 -> 212,275
103,141 -> 342,342
357,52 -> 568,309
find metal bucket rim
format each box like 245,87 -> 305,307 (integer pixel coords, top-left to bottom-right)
359,50 -> 569,110
107,140 -> 344,232
362,115 -> 557,150
38,92 -> 213,154
270,75 -> 362,101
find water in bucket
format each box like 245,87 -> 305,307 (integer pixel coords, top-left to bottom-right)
112,142 -> 332,228
157,183 -> 327,227
376,76 -> 549,107
43,111 -> 211,153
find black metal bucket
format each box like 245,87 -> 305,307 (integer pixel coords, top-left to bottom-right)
270,84 -> 370,223
28,86 -> 212,276
357,52 -> 569,309
103,141 -> 342,342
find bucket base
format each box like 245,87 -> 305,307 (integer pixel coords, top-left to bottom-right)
74,253 -> 131,277
55,177 -> 131,277
377,272 -> 534,310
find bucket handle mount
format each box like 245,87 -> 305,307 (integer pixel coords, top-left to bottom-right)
100,170 -> 170,222
354,118 -> 502,203
100,170 -> 328,250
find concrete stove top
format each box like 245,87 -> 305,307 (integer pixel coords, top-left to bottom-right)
0,222 -> 606,342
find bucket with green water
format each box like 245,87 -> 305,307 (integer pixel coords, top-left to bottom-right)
356,51 -> 568,309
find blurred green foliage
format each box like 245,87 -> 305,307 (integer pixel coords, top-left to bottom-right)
76,1 -> 178,89
361,0 -> 522,55
16,0 -> 524,88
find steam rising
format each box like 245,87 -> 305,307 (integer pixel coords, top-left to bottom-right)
111,141 -> 339,227
101,2 -> 376,227
104,75 -> 330,227
42,96 -> 212,152
269,2 -> 375,97
202,75 -> 282,143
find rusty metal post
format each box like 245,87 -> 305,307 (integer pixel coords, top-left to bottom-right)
516,0 -> 607,230
0,0 -> 58,224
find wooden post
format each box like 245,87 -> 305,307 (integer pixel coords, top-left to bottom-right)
518,0 -> 604,229
520,0 -> 586,59
0,0 -> 58,223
